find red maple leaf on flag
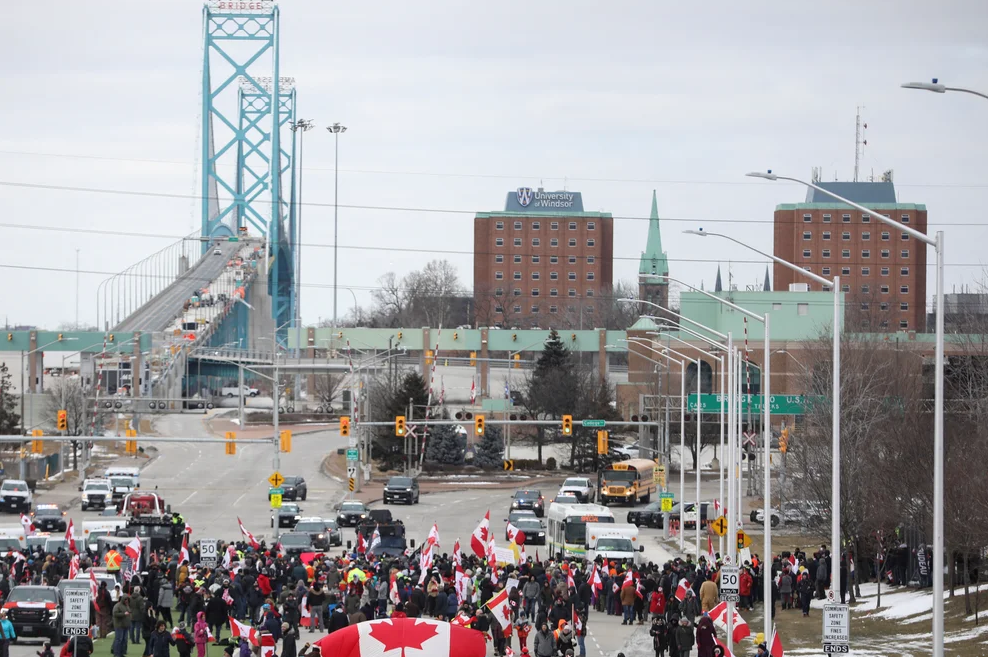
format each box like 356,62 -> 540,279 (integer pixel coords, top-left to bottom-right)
368,620 -> 440,657
501,604 -> 512,622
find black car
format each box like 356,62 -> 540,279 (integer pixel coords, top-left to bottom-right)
627,501 -> 663,528
279,476 -> 307,501
511,490 -> 545,517
383,477 -> 420,505
293,518 -> 342,550
277,531 -> 315,556
336,501 -> 369,527
6,585 -> 62,642
271,503 -> 302,529
32,504 -> 68,532
509,517 -> 546,545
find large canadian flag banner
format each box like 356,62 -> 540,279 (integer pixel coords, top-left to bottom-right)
314,617 -> 486,657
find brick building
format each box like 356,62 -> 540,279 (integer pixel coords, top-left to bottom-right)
773,180 -> 928,332
473,188 -> 613,328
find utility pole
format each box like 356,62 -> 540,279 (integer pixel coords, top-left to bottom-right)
75,249 -> 80,329
326,122 -> 347,327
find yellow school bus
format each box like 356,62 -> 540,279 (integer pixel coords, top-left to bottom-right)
599,459 -> 658,505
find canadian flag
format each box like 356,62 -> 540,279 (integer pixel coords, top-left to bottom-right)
470,379 -> 476,404
300,596 -> 311,628
454,564 -> 470,603
714,637 -> 735,657
571,606 -> 582,633
470,511 -> 490,559
389,574 -> 400,606
486,534 -> 497,564
485,588 -> 513,630
450,611 -> 473,627
369,525 -> 382,553
229,617 -> 259,646
566,569 -> 576,590
19,513 -> 34,534
635,578 -> 645,600
709,601 -> 751,643
179,534 -> 190,565
237,517 -> 260,549
314,617 -> 486,657
357,532 -> 367,555
505,523 -> 526,546
89,569 -> 98,598
769,625 -> 785,657
184,522 -> 193,535
65,519 -> 79,554
68,555 -> 79,580
589,564 -> 603,594
125,537 -> 142,566
418,544 -> 434,585
674,577 -> 691,601
621,570 -> 635,589
427,523 -> 441,549
452,539 -> 462,568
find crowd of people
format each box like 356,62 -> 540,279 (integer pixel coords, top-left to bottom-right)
0,535 -> 842,657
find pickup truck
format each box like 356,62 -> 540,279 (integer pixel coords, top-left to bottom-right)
222,385 -> 259,398
558,477 -> 596,503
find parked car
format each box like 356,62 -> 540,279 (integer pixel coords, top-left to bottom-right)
336,501 -> 369,527
511,490 -> 545,517
383,477 -> 420,505
558,477 -> 596,503
627,501 -> 663,528
749,508 -> 782,527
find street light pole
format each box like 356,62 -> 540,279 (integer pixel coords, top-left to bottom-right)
901,79 -> 988,100
289,118 -> 314,411
326,122 -> 347,328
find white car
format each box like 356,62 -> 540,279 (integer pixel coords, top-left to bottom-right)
213,247 -> 222,255
558,477 -> 595,503
80,479 -> 113,511
0,480 -> 33,513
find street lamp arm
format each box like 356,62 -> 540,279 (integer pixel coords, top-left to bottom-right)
684,230 -> 833,289
620,338 -> 683,368
647,327 -> 728,353
650,331 -> 721,361
647,274 -> 767,323
620,298 -> 730,340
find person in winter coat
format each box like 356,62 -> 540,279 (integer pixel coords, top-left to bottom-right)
149,621 -> 175,657
619,581 -> 637,625
327,605 -> 349,634
205,592 -> 228,642
522,576 -> 540,620
174,622 -> 194,657
778,569 -> 793,610
738,569 -> 753,611
555,621 -> 575,656
650,588 -> 666,620
698,578 -> 718,613
798,574 -> 814,617
674,618 -> 695,657
112,594 -> 132,657
532,622 -> 555,657
157,580 -> 175,626
815,557 -> 829,600
130,587 -> 146,645
693,614 -> 717,657
193,612 -> 209,657
650,617 -> 669,657
679,591 -> 700,625
281,623 -> 298,657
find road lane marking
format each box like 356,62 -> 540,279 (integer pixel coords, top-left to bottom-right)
180,491 -> 198,505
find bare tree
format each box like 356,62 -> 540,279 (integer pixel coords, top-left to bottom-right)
313,372 -> 345,411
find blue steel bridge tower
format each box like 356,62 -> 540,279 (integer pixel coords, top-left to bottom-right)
200,1 -> 297,344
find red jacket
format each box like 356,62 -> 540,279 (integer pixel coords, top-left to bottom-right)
739,570 -> 753,596
649,590 -> 666,615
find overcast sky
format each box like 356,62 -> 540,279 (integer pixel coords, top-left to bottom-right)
1,0 -> 986,330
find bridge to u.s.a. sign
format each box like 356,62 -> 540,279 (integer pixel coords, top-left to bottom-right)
688,394 -> 818,415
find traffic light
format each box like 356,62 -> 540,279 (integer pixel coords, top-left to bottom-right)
397,331 -> 403,340
125,430 -> 137,454
57,333 -> 64,341
225,431 -> 236,455
107,334 -> 115,343
562,415 -> 573,436
395,416 -> 406,437
453,332 -> 459,340
475,415 -> 485,436
31,440 -> 43,454
340,416 -> 351,437
470,352 -> 477,366
57,410 -> 67,432
597,430 -> 609,455
6,333 -> 11,341
280,430 -> 292,453
779,427 -> 790,453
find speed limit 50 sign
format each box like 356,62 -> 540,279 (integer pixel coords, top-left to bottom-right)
719,564 -> 740,602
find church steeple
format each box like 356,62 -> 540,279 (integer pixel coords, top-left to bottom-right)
715,265 -> 723,293
639,190 -> 669,282
638,191 -> 670,313
763,265 -> 771,292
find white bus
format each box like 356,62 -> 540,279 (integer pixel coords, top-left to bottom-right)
546,503 -> 614,560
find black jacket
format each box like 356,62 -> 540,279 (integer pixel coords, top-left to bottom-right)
149,630 -> 175,657
327,608 -> 349,634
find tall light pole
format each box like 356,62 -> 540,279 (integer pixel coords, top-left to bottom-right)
746,166 -> 942,647
75,249 -> 81,329
326,122 -> 347,329
289,119 -> 314,410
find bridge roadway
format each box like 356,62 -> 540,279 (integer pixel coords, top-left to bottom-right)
113,239 -> 253,334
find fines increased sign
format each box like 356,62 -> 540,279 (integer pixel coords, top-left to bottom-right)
823,602 -> 850,650
200,539 -> 219,568
63,589 -> 91,636
719,564 -> 740,602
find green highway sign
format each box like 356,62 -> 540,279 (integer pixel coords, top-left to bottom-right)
687,393 -> 818,415
581,419 -> 606,428
346,448 -> 359,461
227,237 -> 240,242
269,487 -> 284,495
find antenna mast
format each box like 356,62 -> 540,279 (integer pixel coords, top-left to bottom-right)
854,105 -> 868,182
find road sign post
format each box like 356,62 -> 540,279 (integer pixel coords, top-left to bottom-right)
199,539 -> 218,569
268,472 -> 284,488
719,564 -> 740,602
823,601 -> 850,653
62,588 -> 91,636
710,515 -> 728,536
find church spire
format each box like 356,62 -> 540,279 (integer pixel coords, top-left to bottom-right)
763,265 -> 771,291
638,190 -> 669,283
715,265 -> 723,293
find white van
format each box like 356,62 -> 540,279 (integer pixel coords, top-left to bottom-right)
585,522 -> 644,565
82,519 -> 127,550
0,525 -> 27,551
105,467 -> 141,487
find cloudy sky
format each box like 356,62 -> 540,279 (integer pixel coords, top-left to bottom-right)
1,0 -> 986,329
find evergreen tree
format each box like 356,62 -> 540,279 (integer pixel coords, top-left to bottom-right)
425,425 -> 465,465
372,370 -> 431,469
473,426 -> 504,469
0,363 -> 20,434
523,329 -> 579,464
